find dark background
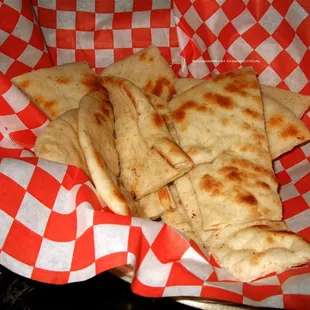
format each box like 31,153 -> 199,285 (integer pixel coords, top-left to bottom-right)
0,265 -> 193,310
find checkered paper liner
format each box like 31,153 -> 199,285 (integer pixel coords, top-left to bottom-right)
0,0 -> 310,308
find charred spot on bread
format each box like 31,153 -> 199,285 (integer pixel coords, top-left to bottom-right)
268,115 -> 284,127
82,72 -> 105,92
204,93 -> 235,109
281,125 -> 301,139
242,108 -> 262,119
172,100 -> 208,122
152,113 -> 165,127
236,193 -> 258,206
19,80 -> 30,88
200,174 -> 224,196
56,76 -> 70,84
144,77 -> 176,101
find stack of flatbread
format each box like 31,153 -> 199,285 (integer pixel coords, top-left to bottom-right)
12,45 -> 310,282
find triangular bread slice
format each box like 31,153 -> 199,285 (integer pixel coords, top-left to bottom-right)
264,94 -> 310,159
261,84 -> 310,119
174,78 -> 310,160
100,46 -> 176,102
12,62 -> 103,120
34,109 -> 89,176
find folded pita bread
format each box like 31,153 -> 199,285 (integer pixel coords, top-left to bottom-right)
161,184 -> 196,233
174,77 -> 310,160
264,95 -> 310,159
34,109 -> 89,176
78,91 -> 140,216
147,94 -> 204,233
139,186 -> 177,219
138,192 -> 165,219
146,92 -> 180,144
168,67 -> 282,230
173,175 -> 203,229
161,183 -> 206,249
160,202 -> 204,248
59,108 -> 79,132
133,93 -> 180,219
12,62 -> 103,120
161,208 -> 192,233
101,76 -> 193,200
144,93 -> 194,220
261,84 -> 310,119
167,184 -> 185,215
201,220 -> 310,282
100,46 -> 176,102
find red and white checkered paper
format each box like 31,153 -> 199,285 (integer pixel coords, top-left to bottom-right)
1,0 -> 310,308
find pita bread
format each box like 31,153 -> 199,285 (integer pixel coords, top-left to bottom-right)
161,209 -> 192,233
175,79 -> 310,120
174,78 -> 310,160
59,108 -> 79,132
174,78 -> 202,94
139,186 -> 177,219
100,46 -> 176,102
146,94 -> 191,220
134,93 -> 179,219
173,175 -> 203,230
12,62 -> 103,120
138,192 -> 166,220
77,88 -> 179,218
101,76 -> 193,199
161,184 -> 199,233
146,92 -> 172,128
160,185 -> 193,233
146,92 -> 180,144
264,95 -> 310,159
156,186 -> 177,211
189,155 -> 282,230
261,84 -> 310,119
167,184 -> 185,215
34,109 -> 89,176
161,184 -> 206,249
78,91 -> 140,216
181,230 -> 205,249
202,220 -> 310,282
168,67 -> 282,230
